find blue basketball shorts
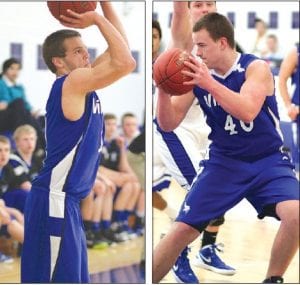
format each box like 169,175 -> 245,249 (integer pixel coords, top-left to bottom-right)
21,188 -> 89,283
176,151 -> 299,232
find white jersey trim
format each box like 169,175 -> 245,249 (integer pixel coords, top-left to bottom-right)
50,235 -> 61,280
49,137 -> 81,218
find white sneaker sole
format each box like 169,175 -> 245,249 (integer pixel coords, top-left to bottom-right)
193,255 -> 236,276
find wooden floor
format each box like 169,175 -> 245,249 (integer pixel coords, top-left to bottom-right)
0,237 -> 144,283
153,179 -> 300,284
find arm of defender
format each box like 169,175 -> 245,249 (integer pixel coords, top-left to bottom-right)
278,47 -> 299,120
168,1 -> 193,51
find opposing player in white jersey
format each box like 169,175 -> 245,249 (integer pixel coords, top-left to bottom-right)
153,2 -> 235,283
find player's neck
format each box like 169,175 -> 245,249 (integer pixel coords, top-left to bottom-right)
214,51 -> 239,76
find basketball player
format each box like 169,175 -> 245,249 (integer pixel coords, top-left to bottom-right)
278,44 -> 299,171
153,13 -> 299,284
153,2 -> 234,283
21,3 -> 136,283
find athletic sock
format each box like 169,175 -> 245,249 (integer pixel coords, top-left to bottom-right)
112,210 -> 124,223
201,230 -> 218,248
92,222 -> 100,232
101,220 -> 111,230
83,220 -> 93,231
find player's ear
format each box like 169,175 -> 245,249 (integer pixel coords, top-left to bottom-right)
52,57 -> 64,70
219,37 -> 228,50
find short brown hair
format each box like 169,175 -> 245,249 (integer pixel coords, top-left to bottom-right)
121,112 -> 136,125
42,29 -> 81,74
104,113 -> 117,121
193,12 -> 235,49
152,20 -> 162,39
0,135 -> 11,146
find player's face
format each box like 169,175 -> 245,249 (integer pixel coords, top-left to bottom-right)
190,1 -> 217,25
16,133 -> 37,155
0,142 -> 10,167
104,118 -> 117,139
5,63 -> 21,83
62,37 -> 90,71
122,117 -> 138,138
193,29 -> 222,69
152,28 -> 161,60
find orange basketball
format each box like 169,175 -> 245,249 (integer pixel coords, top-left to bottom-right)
47,1 -> 97,22
153,48 -> 195,95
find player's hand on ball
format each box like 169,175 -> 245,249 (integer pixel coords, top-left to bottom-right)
182,56 -> 213,89
60,9 -> 97,29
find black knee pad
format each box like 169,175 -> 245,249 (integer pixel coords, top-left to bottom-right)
208,216 -> 225,226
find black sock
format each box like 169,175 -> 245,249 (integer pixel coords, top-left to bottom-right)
83,220 -> 93,231
201,230 -> 218,248
263,276 -> 283,283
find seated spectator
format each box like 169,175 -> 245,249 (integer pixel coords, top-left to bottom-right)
121,112 -> 140,147
264,34 -> 283,60
99,113 -> 141,240
0,137 -> 25,263
127,127 -> 145,236
81,178 -> 110,249
0,135 -> 30,213
262,34 -> 284,75
0,198 -> 24,263
0,58 -> 45,151
0,199 -> 24,243
10,125 -> 44,186
251,18 -> 268,57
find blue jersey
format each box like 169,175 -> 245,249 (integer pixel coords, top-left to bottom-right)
32,75 -> 104,199
193,53 -> 283,161
291,43 -> 299,106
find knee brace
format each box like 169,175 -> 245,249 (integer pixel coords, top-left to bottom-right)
208,216 -> 225,227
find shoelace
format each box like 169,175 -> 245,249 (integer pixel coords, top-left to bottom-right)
211,243 -> 225,253
209,243 -> 228,266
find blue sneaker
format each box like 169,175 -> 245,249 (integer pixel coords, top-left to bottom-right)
172,247 -> 199,283
193,243 -> 236,275
0,252 -> 13,263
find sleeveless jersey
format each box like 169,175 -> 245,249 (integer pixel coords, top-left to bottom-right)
100,139 -> 121,171
32,75 -> 104,199
193,53 -> 283,161
291,43 -> 299,106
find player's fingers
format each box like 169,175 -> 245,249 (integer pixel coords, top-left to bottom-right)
59,15 -> 80,24
188,55 -> 199,65
181,69 -> 195,78
66,9 -> 81,18
182,79 -> 195,85
183,61 -> 198,73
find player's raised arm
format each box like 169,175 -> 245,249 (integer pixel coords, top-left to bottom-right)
60,9 -> 136,94
169,1 -> 193,51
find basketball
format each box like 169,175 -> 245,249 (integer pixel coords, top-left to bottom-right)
153,48 -> 195,96
47,1 -> 97,21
